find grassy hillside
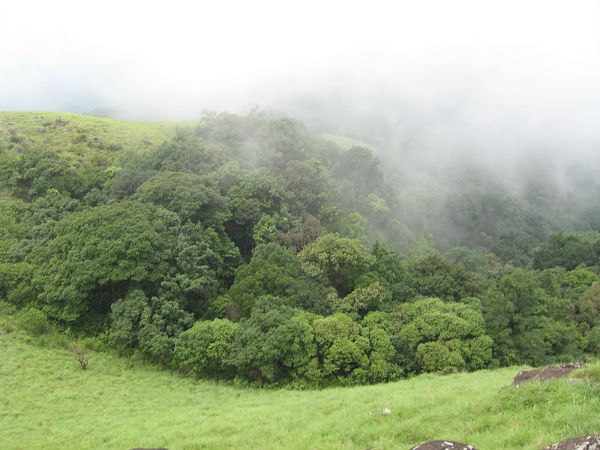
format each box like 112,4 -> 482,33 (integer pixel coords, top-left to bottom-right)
2,314 -> 599,450
320,133 -> 378,151
0,111 -> 194,166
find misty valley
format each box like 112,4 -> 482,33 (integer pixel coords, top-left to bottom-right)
1,110 -> 600,450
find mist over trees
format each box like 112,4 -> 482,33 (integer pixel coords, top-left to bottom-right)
1,111 -> 600,386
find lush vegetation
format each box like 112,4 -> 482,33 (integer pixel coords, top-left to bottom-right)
1,111 -> 600,388
2,307 -> 600,450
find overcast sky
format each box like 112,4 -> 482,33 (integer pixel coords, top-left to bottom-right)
1,0 -> 599,159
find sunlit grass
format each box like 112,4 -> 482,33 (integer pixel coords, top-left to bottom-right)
0,111 -> 195,166
2,314 -> 599,450
320,133 -> 378,151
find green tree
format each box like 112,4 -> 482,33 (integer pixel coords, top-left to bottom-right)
36,202 -> 179,322
331,281 -> 391,317
482,268 -> 584,365
230,297 -> 320,383
410,254 -> 480,301
333,146 -> 384,209
174,318 -> 238,378
400,297 -> 493,373
0,147 -> 70,198
313,313 -> 370,384
299,233 -> 374,297
135,171 -> 227,226
225,243 -> 333,318
533,233 -> 600,270
226,169 -> 289,258
110,289 -> 149,347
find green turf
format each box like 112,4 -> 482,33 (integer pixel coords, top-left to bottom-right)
1,315 -> 599,450
0,111 -> 195,166
320,133 -> 378,152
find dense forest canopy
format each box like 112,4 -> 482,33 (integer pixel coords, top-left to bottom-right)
1,111 -> 599,386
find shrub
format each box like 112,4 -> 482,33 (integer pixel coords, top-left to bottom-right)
71,344 -> 89,370
174,319 -> 238,378
16,308 -> 49,336
0,301 -> 17,316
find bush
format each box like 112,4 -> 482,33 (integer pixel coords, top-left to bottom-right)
174,319 -> 238,378
0,301 -> 17,316
16,308 -> 49,336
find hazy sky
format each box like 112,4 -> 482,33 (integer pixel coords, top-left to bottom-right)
1,0 -> 599,157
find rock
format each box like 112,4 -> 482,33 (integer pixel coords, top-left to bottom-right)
369,408 -> 392,415
54,118 -> 68,127
37,127 -> 47,133
538,434 -> 600,450
513,362 -> 585,386
409,440 -> 478,450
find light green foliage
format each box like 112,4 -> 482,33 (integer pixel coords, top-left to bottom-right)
0,147 -> 69,198
252,213 -> 277,245
417,341 -> 463,372
135,171 -> 227,225
16,307 -> 49,336
371,241 -> 417,302
410,254 -> 480,301
226,168 -> 289,257
226,243 -> 332,317
576,282 -> 600,329
160,223 -> 240,317
360,193 -> 391,228
0,262 -> 39,307
313,313 -> 370,383
174,318 -> 238,378
337,212 -> 368,241
230,297 -> 320,383
110,289 -> 194,364
0,198 -> 29,259
331,281 -> 391,317
137,295 -> 194,364
400,297 -> 493,373
362,311 -> 404,381
299,233 -> 374,297
562,269 -> 599,299
144,127 -> 223,175
110,290 -> 149,347
483,268 -> 585,366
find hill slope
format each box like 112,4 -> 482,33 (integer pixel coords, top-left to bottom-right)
0,111 -> 193,166
1,320 -> 599,450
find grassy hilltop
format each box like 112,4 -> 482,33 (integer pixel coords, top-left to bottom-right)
0,111 -> 193,166
2,312 -> 599,450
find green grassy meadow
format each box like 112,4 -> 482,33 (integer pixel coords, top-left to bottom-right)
0,111 -> 194,166
2,316 -> 599,450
